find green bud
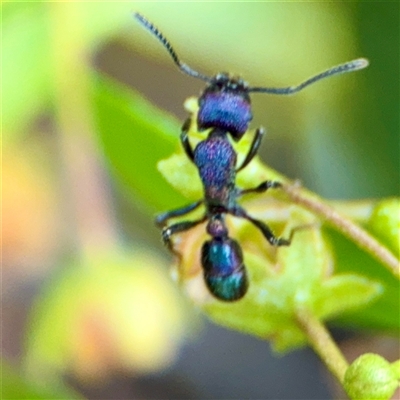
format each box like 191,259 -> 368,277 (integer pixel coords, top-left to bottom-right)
344,353 -> 398,400
368,198 -> 400,256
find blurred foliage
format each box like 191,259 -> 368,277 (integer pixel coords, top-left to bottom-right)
24,251 -> 189,385
2,145 -> 59,275
3,2 -> 131,136
94,75 -> 185,212
1,360 -> 80,400
3,1 -> 399,399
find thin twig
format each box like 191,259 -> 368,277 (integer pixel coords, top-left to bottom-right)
282,183 -> 400,279
50,3 -> 119,260
295,308 -> 349,385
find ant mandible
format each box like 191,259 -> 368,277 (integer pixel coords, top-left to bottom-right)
134,13 -> 368,302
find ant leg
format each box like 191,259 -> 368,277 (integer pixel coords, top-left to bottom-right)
231,206 -> 290,246
155,200 -> 203,227
162,216 -> 207,252
237,180 -> 282,197
180,118 -> 195,163
236,127 -> 265,172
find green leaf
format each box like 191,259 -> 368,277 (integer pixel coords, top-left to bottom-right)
327,227 -> 399,332
158,153 -> 202,200
92,73 -> 186,211
315,274 -> 382,319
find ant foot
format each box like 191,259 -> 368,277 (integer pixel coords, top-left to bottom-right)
271,237 -> 291,246
161,227 -> 173,248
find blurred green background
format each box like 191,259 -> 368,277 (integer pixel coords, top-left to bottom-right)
2,2 -> 399,399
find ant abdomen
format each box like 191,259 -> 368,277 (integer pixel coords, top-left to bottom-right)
201,238 -> 248,301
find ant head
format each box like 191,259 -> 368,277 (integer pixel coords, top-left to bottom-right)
135,13 -> 369,141
198,74 -> 253,141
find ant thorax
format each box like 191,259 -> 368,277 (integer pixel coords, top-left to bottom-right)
193,129 -> 237,208
197,73 -> 253,141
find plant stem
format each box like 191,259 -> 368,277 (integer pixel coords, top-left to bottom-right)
295,308 -> 349,385
282,183 -> 400,279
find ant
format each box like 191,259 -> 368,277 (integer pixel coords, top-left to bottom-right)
135,13 -> 369,302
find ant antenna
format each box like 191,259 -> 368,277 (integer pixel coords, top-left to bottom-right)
134,13 -> 212,83
249,58 -> 369,94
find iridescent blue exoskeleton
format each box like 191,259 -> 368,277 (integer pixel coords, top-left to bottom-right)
135,13 -> 369,302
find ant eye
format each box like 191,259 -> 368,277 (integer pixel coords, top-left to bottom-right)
215,72 -> 229,82
237,79 -> 247,89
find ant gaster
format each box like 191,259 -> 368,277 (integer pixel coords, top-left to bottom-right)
135,13 -> 369,302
